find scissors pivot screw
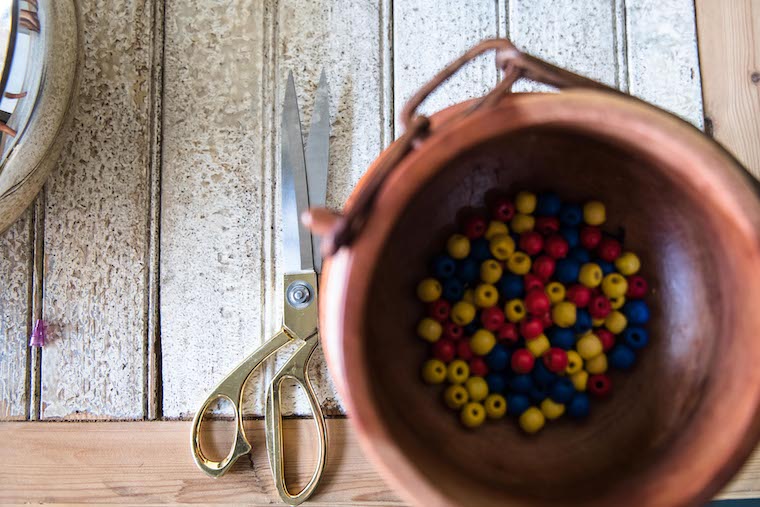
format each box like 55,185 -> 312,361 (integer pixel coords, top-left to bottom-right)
287,281 -> 314,309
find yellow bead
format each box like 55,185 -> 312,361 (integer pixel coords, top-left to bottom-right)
460,402 -> 487,428
451,301 -> 476,326
417,318 -> 442,343
578,263 -> 603,288
504,298 -> 527,322
480,259 -> 503,284
571,370 -> 589,391
583,200 -> 606,226
447,359 -> 470,384
484,394 -> 507,419
585,353 -> 608,374
507,252 -> 532,275
526,334 -> 550,357
601,273 -> 628,298
417,278 -> 442,303
545,282 -> 566,304
510,213 -> 535,234
421,359 -> 447,384
474,283 -> 499,308
447,234 -> 471,259
470,329 -> 497,356
609,295 -> 625,310
540,398 -> 565,420
465,376 -> 489,402
484,220 -> 509,240
615,252 -> 641,275
519,406 -> 545,434
552,301 -> 577,328
515,191 -> 537,214
565,350 -> 583,375
576,333 -> 603,359
592,317 -> 606,327
489,233 -> 515,260
605,310 -> 627,333
444,384 -> 469,409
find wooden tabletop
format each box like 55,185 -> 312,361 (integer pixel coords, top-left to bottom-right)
1,0 -> 759,504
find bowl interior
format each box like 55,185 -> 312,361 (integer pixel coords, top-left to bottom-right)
362,127 -> 739,505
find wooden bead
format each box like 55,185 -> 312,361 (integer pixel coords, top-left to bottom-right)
474,283 -> 499,308
615,251 -> 641,275
428,299 -> 451,322
565,284 -> 592,308
484,394 -> 507,419
550,377 -> 576,403
585,353 -> 608,374
545,282 -> 566,304
451,301 -> 476,326
470,238 -> 492,262
507,393 -> 531,416
519,406 -> 545,434
441,277 -> 465,302
515,191 -> 537,214
469,357 -> 489,377
481,306 -> 506,331
486,372 -> 508,393
532,255 -> 556,281
520,316 -> 545,340
576,333 -> 603,359
470,329 -> 497,356
583,200 -> 606,225
511,348 -> 535,374
510,213 -> 535,234
524,289 -> 551,315
444,384 -> 469,409
569,246 -> 591,263
447,233 -> 471,259
497,322 -> 519,345
622,300 -> 651,325
463,318 -> 480,337
601,273 -> 628,298
498,274 -> 524,299
609,344 -> 636,369
561,227 -> 580,248
531,361 -> 557,388
551,301 -> 577,328
432,339 -> 456,363
605,310 -> 628,334
573,309 -> 593,335
523,273 -> 545,292
489,233 -> 516,260
507,252 -> 532,275
538,311 -> 553,328
529,386 -> 549,404
484,220 -> 509,240
540,398 -> 565,420
417,278 -> 442,302
443,322 -> 464,342
417,318 -> 442,343
462,289 -> 475,304
597,237 -> 622,262
519,231 -> 544,256
609,295 -> 625,310
431,254 -> 457,279
544,234 -> 569,259
597,259 -> 615,275
555,258 -> 580,284
565,350 -> 583,374
485,343 -> 510,372
460,402 -> 487,428
588,374 -> 612,397
559,203 -> 583,226
580,225 -> 602,250
535,216 -> 560,235
570,370 -> 588,391
578,263 -> 603,288
510,374 -> 535,394
596,328 -> 616,351
547,327 -> 575,350
588,294 -> 612,319
567,393 -> 590,418
456,340 -> 473,360
504,298 -> 527,322
622,326 -> 649,349
536,192 -> 562,216
491,197 -> 516,222
455,258 -> 480,284
626,275 -> 649,299
462,214 -> 488,239
465,376 -> 489,402
447,359 -> 470,384
543,347 -> 568,373
526,334 -> 551,358
421,359 -> 447,384
480,259 -> 503,284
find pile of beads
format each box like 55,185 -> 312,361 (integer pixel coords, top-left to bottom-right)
416,191 -> 651,434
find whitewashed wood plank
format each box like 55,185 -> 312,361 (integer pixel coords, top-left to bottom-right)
626,0 -> 704,128
393,1 -> 499,133
0,212 -> 31,419
39,0 -> 156,419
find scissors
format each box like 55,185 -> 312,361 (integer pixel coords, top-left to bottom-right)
191,71 -> 330,506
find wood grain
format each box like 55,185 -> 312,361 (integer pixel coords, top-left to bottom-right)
39,0 -> 157,419
696,0 -> 760,176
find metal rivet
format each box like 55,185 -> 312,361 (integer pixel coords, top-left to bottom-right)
287,281 -> 313,309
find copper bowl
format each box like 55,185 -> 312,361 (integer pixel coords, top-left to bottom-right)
308,39 -> 760,507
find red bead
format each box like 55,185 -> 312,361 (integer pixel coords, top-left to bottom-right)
580,226 -> 602,250
626,275 -> 649,299
491,197 -> 516,222
497,323 -> 519,345
456,340 -> 473,360
524,289 -> 551,315
469,357 -> 489,377
538,311 -> 553,328
532,255 -> 556,281
433,339 -> 456,362
511,348 -> 535,374
543,347 -> 568,373
597,237 -> 622,262
443,321 -> 464,341
524,274 -> 544,292
462,214 -> 488,239
596,328 -> 615,351
428,299 -> 451,322
588,374 -> 613,397
588,295 -> 612,319
519,231 -> 544,256
544,235 -> 569,259
535,216 -> 560,235
481,306 -> 506,331
520,316 -> 544,340
565,284 -> 592,308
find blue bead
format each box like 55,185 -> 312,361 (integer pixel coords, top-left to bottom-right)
456,259 -> 480,284
609,344 -> 636,370
510,374 -> 534,393
498,274 -> 524,299
550,377 -> 575,403
546,327 -> 576,350
555,259 -> 581,284
486,372 -> 508,393
561,227 -> 580,248
441,278 -> 464,302
623,300 -> 651,325
536,192 -> 562,216
596,260 -> 615,275
486,344 -> 511,372
532,361 -> 557,388
463,319 -> 480,336
431,254 -> 456,279
569,246 -> 591,263
470,238 -> 491,262
559,203 -> 583,226
567,393 -> 591,418
529,386 -> 548,403
573,309 -> 593,334
622,326 -> 649,349
507,393 -> 531,416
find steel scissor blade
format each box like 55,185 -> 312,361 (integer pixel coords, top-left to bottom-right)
304,70 -> 330,273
